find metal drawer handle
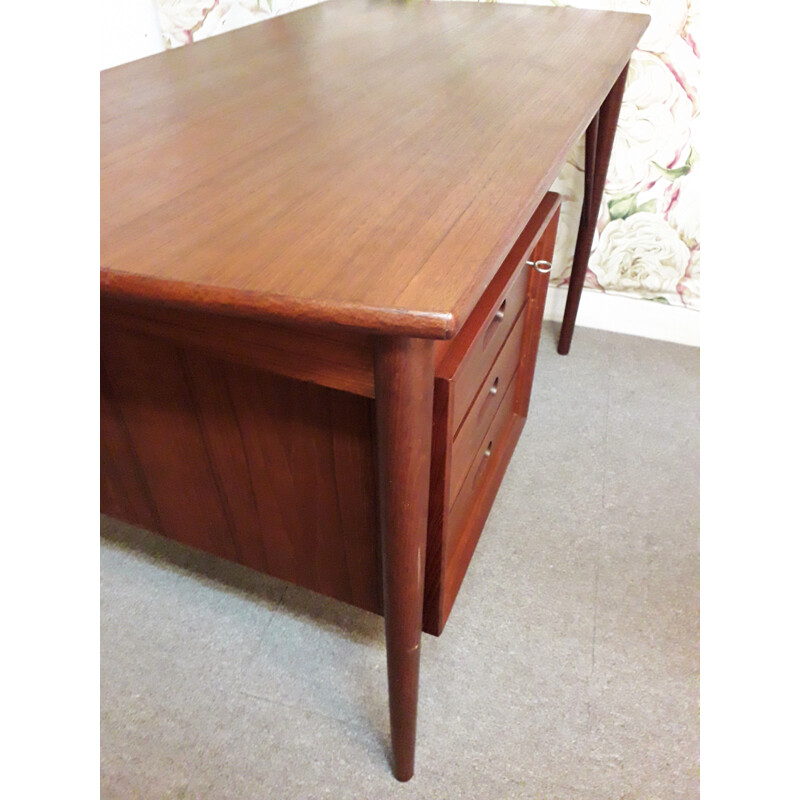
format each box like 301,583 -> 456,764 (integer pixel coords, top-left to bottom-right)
494,299 -> 507,322
484,441 -> 493,458
489,377 -> 499,396
526,259 -> 552,274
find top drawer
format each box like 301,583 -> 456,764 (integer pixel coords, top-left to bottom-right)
447,263 -> 528,433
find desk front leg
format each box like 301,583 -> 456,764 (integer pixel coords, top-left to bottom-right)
558,61 -> 630,355
373,336 -> 435,781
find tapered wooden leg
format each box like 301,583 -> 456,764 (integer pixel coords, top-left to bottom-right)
373,336 -> 435,781
558,61 -> 631,355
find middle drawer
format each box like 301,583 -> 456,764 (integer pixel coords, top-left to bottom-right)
448,308 -> 525,506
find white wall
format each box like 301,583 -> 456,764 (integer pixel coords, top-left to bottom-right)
101,0 -> 165,70
544,287 -> 700,348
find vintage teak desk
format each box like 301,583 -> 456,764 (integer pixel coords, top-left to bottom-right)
100,0 -> 647,781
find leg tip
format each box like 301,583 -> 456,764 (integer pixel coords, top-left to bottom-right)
392,753 -> 415,782
393,767 -> 414,782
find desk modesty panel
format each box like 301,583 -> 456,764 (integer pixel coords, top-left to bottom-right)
101,0 -> 648,782
102,190 -> 560,634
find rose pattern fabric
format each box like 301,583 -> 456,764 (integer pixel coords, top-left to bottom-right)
604,51 -> 694,196
540,0 -> 700,309
590,213 -> 690,297
156,0 -> 271,46
665,162 -> 699,245
156,0 -> 316,46
153,0 -> 700,310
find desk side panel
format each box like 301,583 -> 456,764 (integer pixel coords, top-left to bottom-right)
100,324 -> 382,615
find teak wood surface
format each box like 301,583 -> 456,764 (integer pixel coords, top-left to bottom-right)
101,0 -> 647,340
101,327 -> 383,612
373,338 -> 435,781
101,0 -> 647,782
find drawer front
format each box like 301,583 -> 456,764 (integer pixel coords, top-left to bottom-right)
446,369 -> 518,553
450,260 -> 528,429
449,309 -> 525,505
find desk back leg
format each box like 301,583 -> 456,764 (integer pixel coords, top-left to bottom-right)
558,61 -> 630,355
373,336 -> 435,781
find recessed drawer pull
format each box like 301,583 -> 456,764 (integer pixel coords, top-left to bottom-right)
488,377 -> 499,396
494,299 -> 507,322
526,259 -> 552,274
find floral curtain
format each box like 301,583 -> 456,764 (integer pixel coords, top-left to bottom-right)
153,0 -> 700,310
546,0 -> 699,310
154,1 -> 318,46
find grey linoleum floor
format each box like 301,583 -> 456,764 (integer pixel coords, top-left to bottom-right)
100,321 -> 700,800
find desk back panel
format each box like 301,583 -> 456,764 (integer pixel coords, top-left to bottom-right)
100,325 -> 383,615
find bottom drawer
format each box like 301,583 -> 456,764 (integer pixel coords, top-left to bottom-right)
446,369 -> 518,555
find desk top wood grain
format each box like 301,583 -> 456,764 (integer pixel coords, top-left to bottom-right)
101,0 -> 647,339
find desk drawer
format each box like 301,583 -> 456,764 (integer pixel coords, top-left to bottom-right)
448,309 -> 525,506
446,369 -> 518,554
448,262 -> 528,431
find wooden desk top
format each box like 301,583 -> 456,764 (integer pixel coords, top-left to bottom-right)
101,0 -> 646,339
